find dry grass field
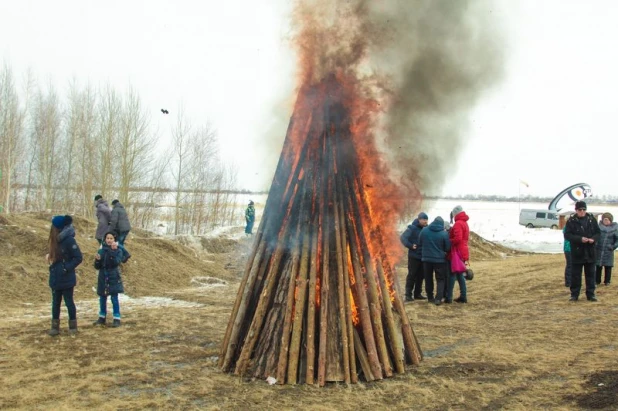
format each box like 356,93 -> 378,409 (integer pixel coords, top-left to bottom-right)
0,213 -> 617,410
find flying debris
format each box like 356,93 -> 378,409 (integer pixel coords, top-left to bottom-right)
548,183 -> 592,211
161,109 -> 169,114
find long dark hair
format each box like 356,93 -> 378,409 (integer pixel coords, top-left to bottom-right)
48,226 -> 62,263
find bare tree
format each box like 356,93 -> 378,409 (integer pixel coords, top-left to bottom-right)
116,86 -> 155,205
30,82 -> 62,210
186,123 -> 218,233
0,62 -> 24,214
97,84 -> 122,198
170,107 -> 192,235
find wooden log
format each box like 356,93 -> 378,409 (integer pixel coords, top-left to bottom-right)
219,229 -> 265,368
305,211 -> 319,384
235,180 -> 305,376
220,240 -> 267,370
375,260 -> 405,373
338,198 -> 357,383
345,174 -> 392,377
333,184 -> 351,384
276,187 -> 307,384
286,215 -> 311,384
353,328 -> 375,382
345,213 -> 383,380
317,193 -> 330,386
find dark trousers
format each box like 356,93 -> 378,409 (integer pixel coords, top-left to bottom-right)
564,251 -> 572,286
423,262 -> 447,301
405,256 -> 424,298
570,262 -> 596,299
596,266 -> 612,285
51,287 -> 76,320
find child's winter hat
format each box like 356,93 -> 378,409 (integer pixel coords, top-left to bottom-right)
51,215 -> 73,229
94,194 -> 102,201
602,212 -> 613,222
111,199 -> 119,206
452,205 -> 464,217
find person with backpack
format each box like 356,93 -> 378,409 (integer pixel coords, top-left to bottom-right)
47,215 -> 83,336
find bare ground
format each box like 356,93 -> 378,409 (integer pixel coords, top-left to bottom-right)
0,213 -> 617,410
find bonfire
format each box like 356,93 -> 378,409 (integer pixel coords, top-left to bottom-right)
219,43 -> 424,386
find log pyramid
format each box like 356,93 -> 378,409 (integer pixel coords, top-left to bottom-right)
219,73 -> 422,385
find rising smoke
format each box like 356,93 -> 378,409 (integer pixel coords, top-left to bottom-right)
260,0 -> 505,197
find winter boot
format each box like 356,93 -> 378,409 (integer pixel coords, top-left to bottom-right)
93,317 -> 106,326
69,319 -> 78,335
48,319 -> 60,336
112,319 -> 121,328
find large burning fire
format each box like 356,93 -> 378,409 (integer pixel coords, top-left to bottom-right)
220,0 -> 503,386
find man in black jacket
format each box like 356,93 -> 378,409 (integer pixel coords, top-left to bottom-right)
400,212 -> 429,302
564,201 -> 601,301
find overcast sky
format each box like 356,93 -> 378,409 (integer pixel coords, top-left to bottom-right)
1,0 -> 617,198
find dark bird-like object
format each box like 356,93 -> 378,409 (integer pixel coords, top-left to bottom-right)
161,109 -> 169,114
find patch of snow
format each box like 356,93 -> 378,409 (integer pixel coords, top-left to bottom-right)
190,276 -> 228,288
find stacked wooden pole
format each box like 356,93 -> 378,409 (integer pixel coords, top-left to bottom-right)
219,75 -> 422,385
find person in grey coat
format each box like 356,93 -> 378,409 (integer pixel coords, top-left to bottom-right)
94,195 -> 111,245
595,212 -> 618,285
110,199 -> 132,246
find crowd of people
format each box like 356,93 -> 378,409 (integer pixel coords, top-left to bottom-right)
400,205 -> 471,305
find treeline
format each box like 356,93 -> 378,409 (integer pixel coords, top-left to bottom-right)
0,62 -> 239,235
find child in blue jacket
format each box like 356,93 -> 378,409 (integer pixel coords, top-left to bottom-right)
93,231 -> 125,327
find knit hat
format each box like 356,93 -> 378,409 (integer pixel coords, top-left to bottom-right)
51,215 -> 72,229
417,212 -> 428,220
575,201 -> 587,210
602,212 -> 613,222
433,216 -> 444,228
112,199 -> 119,206
444,221 -> 451,231
248,200 -> 254,206
94,194 -> 102,201
452,205 -> 463,217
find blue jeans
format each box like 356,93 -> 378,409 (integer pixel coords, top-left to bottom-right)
447,272 -> 467,300
117,231 -> 129,246
99,294 -> 121,319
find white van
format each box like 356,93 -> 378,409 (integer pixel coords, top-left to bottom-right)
519,209 -> 559,229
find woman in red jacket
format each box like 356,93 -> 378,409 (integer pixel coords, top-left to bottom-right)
448,205 -> 470,303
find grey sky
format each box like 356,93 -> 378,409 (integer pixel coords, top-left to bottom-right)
1,0 -> 616,198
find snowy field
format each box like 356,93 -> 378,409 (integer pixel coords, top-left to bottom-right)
412,200 -> 618,254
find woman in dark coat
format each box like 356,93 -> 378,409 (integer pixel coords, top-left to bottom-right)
47,215 -> 83,336
94,231 -> 124,327
595,212 -> 618,285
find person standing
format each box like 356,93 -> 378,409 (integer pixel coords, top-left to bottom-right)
400,212 -> 429,302
564,201 -> 601,301
110,199 -> 132,246
47,215 -> 83,336
245,200 -> 256,236
448,205 -> 470,304
419,216 -> 451,305
94,194 -> 111,245
595,212 -> 618,286
94,231 -> 125,327
563,226 -> 572,287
